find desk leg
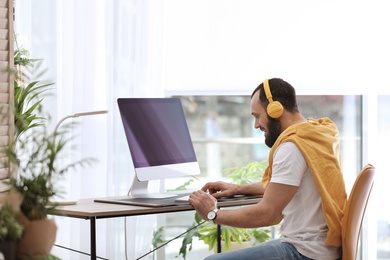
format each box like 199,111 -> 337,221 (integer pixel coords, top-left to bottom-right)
217,224 -> 222,253
91,217 -> 96,259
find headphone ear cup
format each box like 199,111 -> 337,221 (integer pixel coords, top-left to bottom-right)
267,101 -> 284,118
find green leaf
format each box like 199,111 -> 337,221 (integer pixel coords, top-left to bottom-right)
13,79 -> 53,140
252,228 -> 271,244
177,222 -> 201,259
224,160 -> 267,185
152,226 -> 165,248
167,179 -> 194,192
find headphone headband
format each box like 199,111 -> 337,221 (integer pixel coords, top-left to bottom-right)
263,79 -> 273,104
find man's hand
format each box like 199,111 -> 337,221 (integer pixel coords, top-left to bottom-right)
188,190 -> 217,221
201,181 -> 239,199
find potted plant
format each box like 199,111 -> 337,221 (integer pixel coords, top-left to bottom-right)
153,161 -> 272,259
0,189 -> 24,260
1,46 -> 94,259
6,123 -> 93,259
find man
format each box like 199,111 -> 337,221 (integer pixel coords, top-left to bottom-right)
189,78 -> 347,260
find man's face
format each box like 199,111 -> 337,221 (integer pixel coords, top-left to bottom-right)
251,90 -> 282,148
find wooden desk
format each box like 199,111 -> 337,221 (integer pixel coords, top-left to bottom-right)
53,196 -> 261,259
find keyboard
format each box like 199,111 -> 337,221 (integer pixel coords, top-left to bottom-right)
174,194 -> 262,203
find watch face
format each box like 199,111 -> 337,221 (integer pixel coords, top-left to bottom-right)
207,211 -> 216,220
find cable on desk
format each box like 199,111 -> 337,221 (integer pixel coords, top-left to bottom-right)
135,220 -> 206,260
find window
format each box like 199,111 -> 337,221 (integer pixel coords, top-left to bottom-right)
376,96 -> 390,259
174,95 -> 361,179
160,94 -> 362,259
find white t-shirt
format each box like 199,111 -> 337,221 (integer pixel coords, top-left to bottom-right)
271,142 -> 340,260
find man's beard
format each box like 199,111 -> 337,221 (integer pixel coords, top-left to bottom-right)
265,117 -> 282,148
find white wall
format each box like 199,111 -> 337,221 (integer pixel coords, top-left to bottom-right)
163,0 -> 390,96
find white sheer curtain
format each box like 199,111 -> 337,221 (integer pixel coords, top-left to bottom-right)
15,0 -> 165,259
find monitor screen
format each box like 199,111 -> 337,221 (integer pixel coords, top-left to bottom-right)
117,98 -> 200,197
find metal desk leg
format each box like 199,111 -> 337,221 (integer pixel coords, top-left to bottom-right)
217,224 -> 222,253
91,217 -> 96,259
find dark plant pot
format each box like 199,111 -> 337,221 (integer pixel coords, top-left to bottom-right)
0,241 -> 17,260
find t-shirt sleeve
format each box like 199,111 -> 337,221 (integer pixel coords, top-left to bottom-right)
270,142 -> 308,187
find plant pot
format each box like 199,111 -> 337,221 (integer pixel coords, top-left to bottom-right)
0,240 -> 17,260
16,217 -> 57,259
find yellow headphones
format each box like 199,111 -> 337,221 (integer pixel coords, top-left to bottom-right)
263,79 -> 284,118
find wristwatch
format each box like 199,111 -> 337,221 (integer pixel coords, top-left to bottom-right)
207,208 -> 219,224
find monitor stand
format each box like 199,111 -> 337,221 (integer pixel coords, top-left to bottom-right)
93,175 -> 192,207
128,175 -> 178,199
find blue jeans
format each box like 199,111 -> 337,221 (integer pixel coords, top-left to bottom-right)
204,239 -> 312,260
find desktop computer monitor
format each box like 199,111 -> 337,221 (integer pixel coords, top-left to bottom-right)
117,98 -> 200,198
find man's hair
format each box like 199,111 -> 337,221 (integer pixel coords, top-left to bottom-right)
251,78 -> 299,113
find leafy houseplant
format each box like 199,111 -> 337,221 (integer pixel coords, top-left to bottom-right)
0,188 -> 23,242
0,46 -> 94,259
6,120 -> 94,259
0,202 -> 23,242
153,161 -> 272,259
13,47 -> 52,142
7,46 -> 58,221
7,125 -> 92,219
0,202 -> 23,260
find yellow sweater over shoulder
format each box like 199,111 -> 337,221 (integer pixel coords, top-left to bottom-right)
262,117 -> 347,247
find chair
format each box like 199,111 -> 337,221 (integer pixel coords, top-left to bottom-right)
342,164 -> 375,260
